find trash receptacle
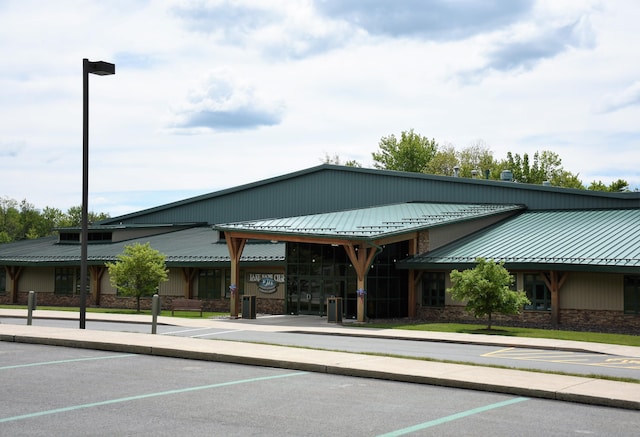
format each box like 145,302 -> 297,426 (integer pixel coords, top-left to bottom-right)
242,295 -> 256,319
327,297 -> 342,323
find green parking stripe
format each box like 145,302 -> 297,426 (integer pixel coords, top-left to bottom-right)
0,371 -> 307,423
377,397 -> 530,437
0,354 -> 136,370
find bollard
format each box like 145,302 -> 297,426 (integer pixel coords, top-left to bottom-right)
151,294 -> 160,334
27,290 -> 36,326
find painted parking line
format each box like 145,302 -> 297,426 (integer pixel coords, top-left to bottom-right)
190,329 -> 242,338
162,327 -> 216,335
0,354 -> 136,371
376,397 -> 529,436
483,347 -> 640,370
161,327 -> 243,337
0,371 -> 308,424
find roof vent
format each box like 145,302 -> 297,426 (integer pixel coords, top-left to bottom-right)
471,169 -> 478,178
453,166 -> 460,177
500,170 -> 513,181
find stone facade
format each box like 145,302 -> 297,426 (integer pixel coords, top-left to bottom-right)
416,305 -> 640,333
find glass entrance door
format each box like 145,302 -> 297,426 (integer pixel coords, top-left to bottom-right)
297,277 -> 323,315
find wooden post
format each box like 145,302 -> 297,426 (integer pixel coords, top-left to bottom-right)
344,243 -> 378,322
226,236 -> 246,318
181,267 -> 198,299
407,237 -> 418,318
542,271 -> 569,328
89,265 -> 105,305
7,266 -> 23,304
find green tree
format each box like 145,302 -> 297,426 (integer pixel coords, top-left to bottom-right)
372,129 -> 438,172
500,150 -> 582,188
424,144 -> 458,176
106,243 -> 169,312
456,141 -> 498,178
588,179 -> 630,192
0,197 -> 21,242
59,206 -> 110,227
447,258 -> 530,330
321,153 -> 362,167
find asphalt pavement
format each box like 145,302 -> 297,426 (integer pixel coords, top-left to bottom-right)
1,308 -> 639,410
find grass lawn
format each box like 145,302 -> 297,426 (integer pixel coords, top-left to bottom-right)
362,322 -> 640,347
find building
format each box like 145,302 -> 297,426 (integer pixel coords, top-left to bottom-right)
1,165 -> 639,330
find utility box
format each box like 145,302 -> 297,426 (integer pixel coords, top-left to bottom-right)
327,297 -> 342,323
242,295 -> 256,319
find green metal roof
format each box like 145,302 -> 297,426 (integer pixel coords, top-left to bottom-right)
215,203 -> 524,241
398,209 -> 640,273
103,164 -> 639,226
0,227 -> 285,267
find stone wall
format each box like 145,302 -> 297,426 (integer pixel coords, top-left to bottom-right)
416,306 -> 640,333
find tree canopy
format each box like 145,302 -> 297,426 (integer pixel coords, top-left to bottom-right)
365,129 -> 632,191
447,258 -> 530,330
0,196 -> 110,244
106,242 -> 169,312
372,129 -> 438,173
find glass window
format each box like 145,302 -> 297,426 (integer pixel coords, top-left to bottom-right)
422,272 -> 445,307
524,274 -> 550,311
624,275 -> 640,315
55,268 -> 76,295
198,269 -> 221,299
0,268 -> 6,294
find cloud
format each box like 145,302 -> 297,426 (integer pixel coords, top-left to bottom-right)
112,52 -> 161,70
167,70 -> 285,133
172,0 -> 352,59
172,1 -> 277,37
0,140 -> 25,157
459,14 -> 596,82
172,0 -> 535,60
596,81 -> 640,113
314,0 -> 533,41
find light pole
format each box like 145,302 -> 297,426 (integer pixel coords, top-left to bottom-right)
80,58 -> 115,329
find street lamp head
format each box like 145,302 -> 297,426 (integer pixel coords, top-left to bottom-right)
87,60 -> 115,76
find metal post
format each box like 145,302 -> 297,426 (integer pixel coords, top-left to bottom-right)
27,290 -> 36,326
79,59 -> 115,329
151,294 -> 160,334
80,58 -> 89,329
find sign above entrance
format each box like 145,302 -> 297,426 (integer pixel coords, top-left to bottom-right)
248,273 -> 284,294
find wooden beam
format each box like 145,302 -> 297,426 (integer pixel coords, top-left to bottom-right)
344,243 -> 380,322
181,267 -> 199,299
7,266 -> 23,304
407,236 -> 418,318
226,236 -> 246,318
89,266 -> 105,306
542,271 -> 569,328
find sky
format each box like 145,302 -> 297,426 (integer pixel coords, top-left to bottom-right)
1,0 -> 639,217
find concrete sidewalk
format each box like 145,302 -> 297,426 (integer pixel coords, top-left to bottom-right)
1,309 -> 639,410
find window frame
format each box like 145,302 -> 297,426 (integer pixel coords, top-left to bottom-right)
624,275 -> 640,315
422,272 -> 446,307
523,273 -> 551,311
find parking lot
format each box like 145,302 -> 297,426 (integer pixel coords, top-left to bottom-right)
1,342 -> 639,436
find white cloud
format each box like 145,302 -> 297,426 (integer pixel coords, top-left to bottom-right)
596,81 -> 640,113
166,69 -> 286,133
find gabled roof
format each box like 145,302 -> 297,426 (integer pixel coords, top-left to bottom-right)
397,209 -> 640,273
214,202 -> 524,242
0,227 -> 285,267
101,164 -> 639,226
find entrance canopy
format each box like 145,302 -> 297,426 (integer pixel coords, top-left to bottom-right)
214,203 -> 524,244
